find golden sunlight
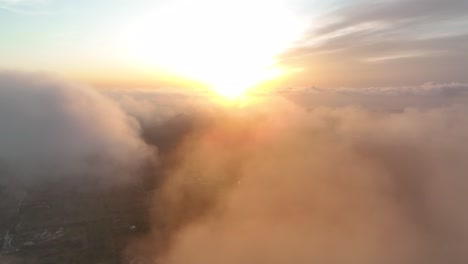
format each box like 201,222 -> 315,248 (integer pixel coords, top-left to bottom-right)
121,0 -> 305,98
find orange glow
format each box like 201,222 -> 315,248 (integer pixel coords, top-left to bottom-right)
121,0 -> 305,98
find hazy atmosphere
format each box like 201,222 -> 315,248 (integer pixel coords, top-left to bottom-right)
1,0 -> 468,263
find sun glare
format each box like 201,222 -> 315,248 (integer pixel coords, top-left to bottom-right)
122,0 -> 304,98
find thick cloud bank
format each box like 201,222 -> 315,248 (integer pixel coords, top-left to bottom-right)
120,85 -> 468,264
0,71 -> 155,186
2,71 -> 468,264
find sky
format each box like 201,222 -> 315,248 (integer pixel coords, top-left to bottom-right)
3,1 -> 468,263
1,0 -> 468,89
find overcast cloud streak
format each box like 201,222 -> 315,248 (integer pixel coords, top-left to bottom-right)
281,0 -> 468,87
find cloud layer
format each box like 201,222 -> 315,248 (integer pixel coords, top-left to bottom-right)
120,85 -> 468,264
160,107 -> 468,264
2,71 -> 468,263
0,71 -> 156,187
281,0 -> 468,87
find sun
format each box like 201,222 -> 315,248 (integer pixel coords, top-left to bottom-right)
121,0 -> 305,98
213,85 -> 247,100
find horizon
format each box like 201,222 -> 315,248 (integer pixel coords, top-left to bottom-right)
2,1 -> 468,264
1,0 -> 467,91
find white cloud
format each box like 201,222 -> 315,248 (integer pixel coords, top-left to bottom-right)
0,0 -> 49,13
115,88 -> 468,264
3,71 -> 468,263
0,71 -> 157,186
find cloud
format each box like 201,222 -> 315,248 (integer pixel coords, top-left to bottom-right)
280,82 -> 468,96
281,0 -> 468,87
119,88 -> 468,264
0,0 -> 49,13
0,70 -> 156,187
3,71 -> 468,263
276,82 -> 468,112
0,0 -> 47,6
316,0 -> 468,36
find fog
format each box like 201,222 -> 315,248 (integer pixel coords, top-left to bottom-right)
0,71 -> 156,187
1,71 -> 468,263
135,97 -> 468,264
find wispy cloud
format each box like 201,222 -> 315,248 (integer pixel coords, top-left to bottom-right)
280,0 -> 468,86
0,0 -> 49,14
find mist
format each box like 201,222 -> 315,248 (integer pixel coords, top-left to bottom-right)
0,71 -> 156,187
124,87 -> 468,264
1,71 -> 468,263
